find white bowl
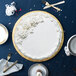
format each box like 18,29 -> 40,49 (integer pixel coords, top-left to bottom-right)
0,24 -> 9,45
64,35 -> 76,56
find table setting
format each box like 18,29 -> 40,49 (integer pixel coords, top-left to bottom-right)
0,0 -> 76,76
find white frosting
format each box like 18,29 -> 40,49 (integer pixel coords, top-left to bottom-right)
14,11 -> 63,60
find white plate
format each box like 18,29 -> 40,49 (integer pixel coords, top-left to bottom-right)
12,11 -> 64,62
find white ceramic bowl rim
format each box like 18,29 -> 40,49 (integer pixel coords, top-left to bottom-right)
67,34 -> 76,55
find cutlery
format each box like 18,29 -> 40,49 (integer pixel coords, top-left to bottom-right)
3,60 -> 18,73
3,53 -> 11,71
42,1 -> 65,11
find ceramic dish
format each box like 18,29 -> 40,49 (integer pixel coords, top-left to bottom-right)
0,24 -> 9,45
28,64 -> 48,76
12,11 -> 64,62
64,35 -> 76,56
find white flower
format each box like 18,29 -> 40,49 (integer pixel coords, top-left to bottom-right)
5,2 -> 17,16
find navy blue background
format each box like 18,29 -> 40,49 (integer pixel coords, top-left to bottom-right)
0,0 -> 76,76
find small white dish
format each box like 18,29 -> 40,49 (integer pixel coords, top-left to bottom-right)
28,64 -> 48,76
0,24 -> 9,45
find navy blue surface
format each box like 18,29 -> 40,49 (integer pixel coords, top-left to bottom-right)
0,0 -> 76,76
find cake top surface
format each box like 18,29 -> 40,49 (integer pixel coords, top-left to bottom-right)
13,11 -> 64,62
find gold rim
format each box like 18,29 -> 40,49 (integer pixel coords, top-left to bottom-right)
12,11 -> 64,62
0,24 -> 8,45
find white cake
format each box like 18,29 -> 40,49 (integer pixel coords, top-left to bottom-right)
12,11 -> 64,62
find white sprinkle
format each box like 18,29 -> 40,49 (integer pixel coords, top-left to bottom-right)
34,4 -> 35,7
15,52 -> 17,54
64,16 -> 67,19
72,20 -> 74,23
8,22 -> 11,25
9,48 -> 11,50
61,9 -> 62,11
30,8 -> 32,10
63,65 -> 66,68
59,14 -> 61,16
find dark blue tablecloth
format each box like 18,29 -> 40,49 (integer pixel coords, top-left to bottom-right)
0,0 -> 76,76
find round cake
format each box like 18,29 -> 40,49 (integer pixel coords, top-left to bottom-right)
12,11 -> 64,62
